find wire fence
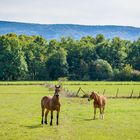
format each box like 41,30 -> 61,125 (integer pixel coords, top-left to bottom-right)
45,83 -> 140,99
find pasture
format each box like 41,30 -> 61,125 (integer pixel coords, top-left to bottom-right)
62,81 -> 140,97
0,82 -> 140,140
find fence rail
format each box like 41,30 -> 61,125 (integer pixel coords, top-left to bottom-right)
44,83 -> 140,99
65,87 -> 140,99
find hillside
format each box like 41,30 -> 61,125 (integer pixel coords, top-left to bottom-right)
0,21 -> 140,40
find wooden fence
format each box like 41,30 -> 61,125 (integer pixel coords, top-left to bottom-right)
63,87 -> 140,99
44,83 -> 140,99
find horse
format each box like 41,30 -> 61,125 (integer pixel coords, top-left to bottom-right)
88,91 -> 107,120
41,85 -> 61,125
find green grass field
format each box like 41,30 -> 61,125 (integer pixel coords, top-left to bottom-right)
62,81 -> 140,97
0,82 -> 140,140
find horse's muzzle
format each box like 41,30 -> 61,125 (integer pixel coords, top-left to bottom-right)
56,95 -> 59,97
88,98 -> 90,101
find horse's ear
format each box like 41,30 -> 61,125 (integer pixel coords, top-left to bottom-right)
55,85 -> 60,88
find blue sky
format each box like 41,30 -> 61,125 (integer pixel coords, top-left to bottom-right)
0,0 -> 140,27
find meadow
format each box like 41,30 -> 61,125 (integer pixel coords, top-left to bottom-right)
61,81 -> 140,97
0,81 -> 140,140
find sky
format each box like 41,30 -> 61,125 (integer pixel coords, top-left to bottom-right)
0,0 -> 140,27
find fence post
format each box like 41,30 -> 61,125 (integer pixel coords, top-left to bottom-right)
80,88 -> 86,94
130,89 -> 134,98
116,88 -> 119,98
76,87 -> 81,96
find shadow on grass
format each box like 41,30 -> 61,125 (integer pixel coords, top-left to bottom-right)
22,124 -> 44,129
83,118 -> 94,121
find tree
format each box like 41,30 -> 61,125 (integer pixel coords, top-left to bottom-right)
119,64 -> 133,80
22,36 -> 47,80
89,59 -> 113,80
0,34 -> 28,80
95,34 -> 105,44
127,38 -> 140,71
0,33 -> 139,81
80,36 -> 95,44
47,39 -> 59,54
66,40 -> 82,80
79,59 -> 89,80
46,48 -> 68,80
95,39 -> 111,60
80,39 -> 97,63
107,37 -> 127,69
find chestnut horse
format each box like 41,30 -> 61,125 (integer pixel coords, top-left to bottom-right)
88,91 -> 107,119
41,85 -> 61,125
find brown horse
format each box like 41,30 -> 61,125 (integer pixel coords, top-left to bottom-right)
88,91 -> 107,120
41,85 -> 61,125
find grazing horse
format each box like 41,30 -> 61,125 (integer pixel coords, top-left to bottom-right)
88,91 -> 107,120
41,85 -> 61,125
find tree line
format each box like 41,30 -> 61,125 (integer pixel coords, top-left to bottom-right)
0,33 -> 140,81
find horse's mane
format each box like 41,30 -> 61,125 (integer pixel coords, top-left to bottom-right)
93,92 -> 100,103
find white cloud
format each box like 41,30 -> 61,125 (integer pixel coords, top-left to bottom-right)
0,0 -> 140,27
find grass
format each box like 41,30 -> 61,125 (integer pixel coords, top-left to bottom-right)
62,81 -> 140,97
0,85 -> 48,94
0,82 -> 140,140
0,81 -> 45,85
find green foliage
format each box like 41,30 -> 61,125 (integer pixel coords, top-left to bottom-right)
89,59 -> 113,80
107,37 -> 127,69
46,48 -> 68,80
0,33 -> 140,81
21,36 -> 48,80
0,35 -> 28,80
95,34 -> 105,44
127,38 -> 140,71
120,64 -> 133,80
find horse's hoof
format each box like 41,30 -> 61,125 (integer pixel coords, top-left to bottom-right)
45,121 -> 48,124
56,123 -> 59,125
41,120 -> 43,124
50,123 -> 52,126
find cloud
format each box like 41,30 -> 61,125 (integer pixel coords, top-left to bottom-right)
0,0 -> 140,27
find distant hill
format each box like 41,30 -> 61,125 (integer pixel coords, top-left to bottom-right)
0,21 -> 140,40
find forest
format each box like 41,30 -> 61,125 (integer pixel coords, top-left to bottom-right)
0,33 -> 140,81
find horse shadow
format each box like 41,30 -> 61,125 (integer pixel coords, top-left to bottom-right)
83,118 -> 94,121
22,124 -> 43,129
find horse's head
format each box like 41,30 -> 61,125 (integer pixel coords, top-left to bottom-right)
54,85 -> 61,97
88,91 -> 96,101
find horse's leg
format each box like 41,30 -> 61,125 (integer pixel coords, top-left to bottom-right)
102,106 -> 105,119
50,111 -> 53,126
41,107 -> 45,124
99,107 -> 103,119
45,110 -> 49,124
93,107 -> 96,120
56,110 -> 60,125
